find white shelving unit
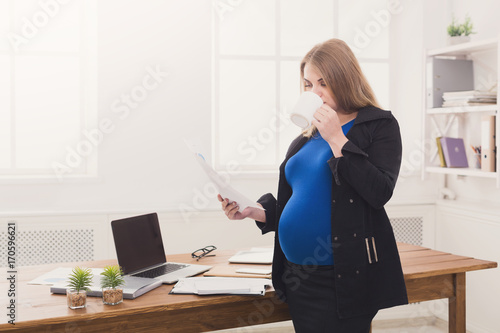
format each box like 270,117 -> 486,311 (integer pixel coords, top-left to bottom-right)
426,104 -> 497,115
427,38 -> 497,57
422,37 -> 500,188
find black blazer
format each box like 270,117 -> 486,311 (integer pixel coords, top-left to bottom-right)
256,105 -> 408,318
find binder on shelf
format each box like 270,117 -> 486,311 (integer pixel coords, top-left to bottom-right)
427,58 -> 474,108
436,137 -> 447,167
440,137 -> 469,168
481,115 -> 496,172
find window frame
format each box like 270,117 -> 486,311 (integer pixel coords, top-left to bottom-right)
212,0 -> 391,176
0,0 -> 98,182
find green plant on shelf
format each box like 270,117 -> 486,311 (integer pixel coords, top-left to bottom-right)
447,14 -> 475,37
461,15 -> 475,36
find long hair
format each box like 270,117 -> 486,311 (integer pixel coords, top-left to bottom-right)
300,39 -> 379,137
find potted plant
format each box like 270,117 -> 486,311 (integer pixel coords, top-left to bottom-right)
67,267 -> 93,309
447,15 -> 475,45
101,265 -> 125,305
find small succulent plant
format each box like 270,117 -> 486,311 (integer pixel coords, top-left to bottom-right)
100,265 -> 125,289
67,267 -> 93,293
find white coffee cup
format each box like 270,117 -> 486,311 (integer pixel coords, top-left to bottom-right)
290,91 -> 324,129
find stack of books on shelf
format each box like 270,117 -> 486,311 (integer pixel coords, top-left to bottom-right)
442,90 -> 497,107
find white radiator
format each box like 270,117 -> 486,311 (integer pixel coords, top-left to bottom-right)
390,216 -> 424,246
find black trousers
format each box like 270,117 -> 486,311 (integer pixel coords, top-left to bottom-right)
283,260 -> 377,333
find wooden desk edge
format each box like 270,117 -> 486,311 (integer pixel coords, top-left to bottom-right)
404,260 -> 497,280
0,290 -> 284,331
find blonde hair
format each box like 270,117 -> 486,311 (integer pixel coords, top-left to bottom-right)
300,39 -> 380,137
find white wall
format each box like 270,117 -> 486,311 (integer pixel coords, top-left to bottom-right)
389,0 -> 440,206
0,0 -> 277,260
1,0 -> 215,213
451,0 -> 500,41
0,0 -> 447,217
0,0 -> 442,214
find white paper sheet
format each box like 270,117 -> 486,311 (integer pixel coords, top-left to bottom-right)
28,267 -> 103,285
228,249 -> 273,264
185,139 -> 264,213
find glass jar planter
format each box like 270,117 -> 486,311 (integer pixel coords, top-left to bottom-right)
102,287 -> 123,305
67,289 -> 87,309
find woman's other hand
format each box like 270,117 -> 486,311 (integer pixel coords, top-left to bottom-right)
217,194 -> 266,222
312,104 -> 348,157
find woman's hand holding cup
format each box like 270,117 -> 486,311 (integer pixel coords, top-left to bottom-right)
290,91 -> 324,129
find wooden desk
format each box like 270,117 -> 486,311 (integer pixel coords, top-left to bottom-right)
398,242 -> 496,333
0,243 -> 496,333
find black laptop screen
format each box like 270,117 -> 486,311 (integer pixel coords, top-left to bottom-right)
111,213 -> 167,275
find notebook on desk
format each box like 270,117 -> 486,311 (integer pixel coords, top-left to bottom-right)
111,213 -> 212,284
228,248 -> 273,264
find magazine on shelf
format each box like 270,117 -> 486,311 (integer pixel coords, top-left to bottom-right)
442,90 -> 497,107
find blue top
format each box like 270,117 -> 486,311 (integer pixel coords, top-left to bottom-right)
278,119 -> 355,265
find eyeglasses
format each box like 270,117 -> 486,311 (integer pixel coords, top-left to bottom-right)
191,245 -> 217,261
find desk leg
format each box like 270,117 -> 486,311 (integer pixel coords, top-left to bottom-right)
449,272 -> 466,333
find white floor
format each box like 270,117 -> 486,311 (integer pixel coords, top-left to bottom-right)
212,317 -> 451,333
372,317 -> 448,333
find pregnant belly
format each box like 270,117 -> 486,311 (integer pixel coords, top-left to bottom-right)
278,193 -> 333,265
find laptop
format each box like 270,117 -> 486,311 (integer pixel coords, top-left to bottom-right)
111,213 -> 212,284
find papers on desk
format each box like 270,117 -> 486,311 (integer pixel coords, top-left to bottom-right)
28,267 -> 75,285
30,267 -> 162,299
203,265 -> 272,279
170,277 -> 271,296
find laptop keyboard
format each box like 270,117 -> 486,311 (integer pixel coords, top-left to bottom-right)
132,263 -> 188,278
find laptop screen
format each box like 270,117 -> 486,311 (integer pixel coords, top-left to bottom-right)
111,213 -> 167,275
